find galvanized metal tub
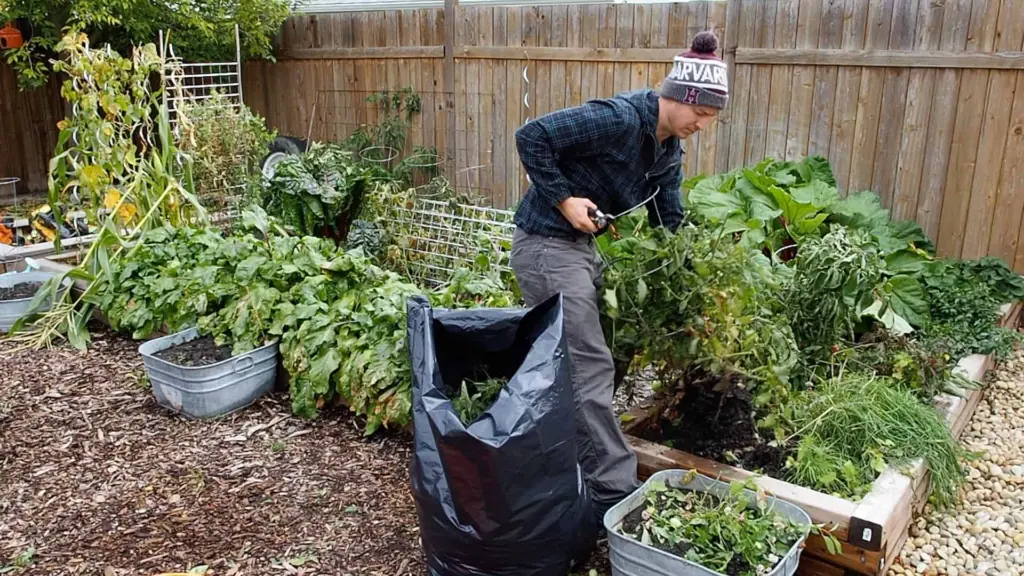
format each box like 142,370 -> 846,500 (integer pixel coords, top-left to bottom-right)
0,270 -> 71,332
138,327 -> 279,419
605,469 -> 812,576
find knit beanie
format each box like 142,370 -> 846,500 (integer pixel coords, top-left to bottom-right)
660,31 -> 729,110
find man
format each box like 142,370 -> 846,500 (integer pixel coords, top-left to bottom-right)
509,31 -> 729,524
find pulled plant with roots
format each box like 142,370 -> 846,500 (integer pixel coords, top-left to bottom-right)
6,32 -> 207,351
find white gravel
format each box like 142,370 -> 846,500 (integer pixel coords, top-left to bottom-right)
890,348 -> 1024,576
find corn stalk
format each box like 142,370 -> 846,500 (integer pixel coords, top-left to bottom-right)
5,32 -> 207,351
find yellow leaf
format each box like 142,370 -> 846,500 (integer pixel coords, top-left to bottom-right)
103,188 -> 122,209
80,165 -> 108,190
118,202 -> 137,223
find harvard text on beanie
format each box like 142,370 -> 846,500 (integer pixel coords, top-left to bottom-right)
659,31 -> 729,110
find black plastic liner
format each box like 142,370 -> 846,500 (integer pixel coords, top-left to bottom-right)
407,293 -> 596,576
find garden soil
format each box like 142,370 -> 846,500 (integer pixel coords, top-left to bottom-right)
154,336 -> 233,367
644,379 -> 788,479
0,281 -> 42,301
0,325 -> 614,576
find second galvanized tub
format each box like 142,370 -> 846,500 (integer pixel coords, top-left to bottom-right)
0,270 -> 71,332
139,327 -> 279,419
605,469 -> 812,576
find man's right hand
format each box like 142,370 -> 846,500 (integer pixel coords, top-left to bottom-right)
557,197 -> 600,234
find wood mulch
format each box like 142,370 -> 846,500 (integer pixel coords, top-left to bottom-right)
0,326 -> 423,576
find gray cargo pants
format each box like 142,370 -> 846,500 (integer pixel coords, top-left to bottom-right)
510,228 -> 639,515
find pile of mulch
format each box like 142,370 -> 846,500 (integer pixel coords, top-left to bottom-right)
0,326 -> 423,576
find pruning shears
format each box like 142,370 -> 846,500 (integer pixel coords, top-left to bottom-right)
588,207 -> 619,238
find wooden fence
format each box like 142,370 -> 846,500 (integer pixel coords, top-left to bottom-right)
242,0 -> 1024,269
0,66 -> 64,201
1,0 -> 1021,269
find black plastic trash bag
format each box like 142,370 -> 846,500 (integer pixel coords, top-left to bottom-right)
407,293 -> 597,576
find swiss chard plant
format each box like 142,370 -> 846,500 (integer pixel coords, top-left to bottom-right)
262,143 -> 370,238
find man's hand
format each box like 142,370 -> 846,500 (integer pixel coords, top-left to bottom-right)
557,197 -> 599,234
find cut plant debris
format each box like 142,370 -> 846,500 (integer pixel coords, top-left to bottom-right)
451,377 -> 507,425
617,477 -> 831,576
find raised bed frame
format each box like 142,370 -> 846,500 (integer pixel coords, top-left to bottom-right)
621,302 -> 1021,576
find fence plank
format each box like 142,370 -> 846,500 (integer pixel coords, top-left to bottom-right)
614,4 -> 635,95
961,6 -> 1024,259
688,1 -> 711,172
765,0 -> 798,161
714,0 -> 742,173
728,2 -> 756,170
937,0 -> 1002,258
648,4 -> 671,94
581,5 -> 602,103
1002,74 -> 1024,270
507,8 -> 524,204
917,0 -> 973,239
597,5 -> 617,99
734,48 -> 1024,68
631,3 -> 652,91
871,0 -> 920,206
828,0 -> 870,194
891,0 -> 943,222
551,5 -> 569,113
566,3 -> 584,107
785,0 -> 824,161
700,0 -> 727,174
744,0 -> 776,166
480,7 -> 497,203
807,0 -> 843,158
848,0 -> 895,193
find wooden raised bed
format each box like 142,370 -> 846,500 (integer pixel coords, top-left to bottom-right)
622,301 -> 1021,576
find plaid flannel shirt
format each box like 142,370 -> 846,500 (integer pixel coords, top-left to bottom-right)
513,88 -> 686,239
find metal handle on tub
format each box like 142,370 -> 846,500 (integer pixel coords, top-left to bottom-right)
234,356 -> 255,374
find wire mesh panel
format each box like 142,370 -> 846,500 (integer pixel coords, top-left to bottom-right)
386,197 -> 516,286
161,26 -> 247,223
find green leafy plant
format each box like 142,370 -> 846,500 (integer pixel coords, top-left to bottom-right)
262,143 -> 369,238
842,329 -> 972,401
957,257 -> 1024,301
452,377 -> 507,425
920,259 -> 1021,359
683,156 -> 840,259
784,227 -> 883,355
345,87 -> 423,155
599,219 -> 800,414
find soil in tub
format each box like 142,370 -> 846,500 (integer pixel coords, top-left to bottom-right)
0,281 -> 43,301
154,335 -> 234,367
